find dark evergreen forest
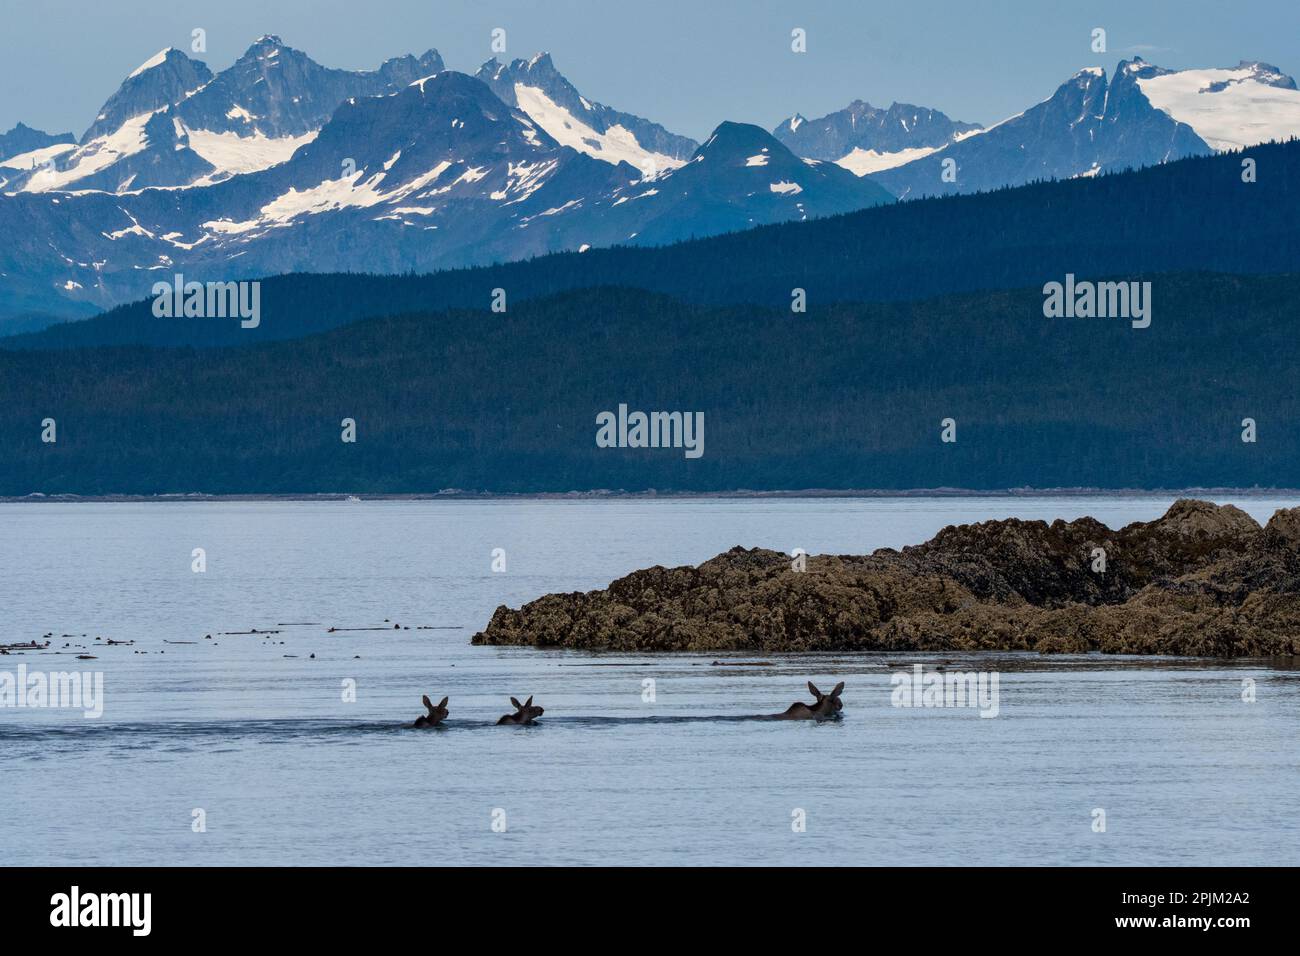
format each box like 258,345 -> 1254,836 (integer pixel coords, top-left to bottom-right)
2,274 -> 1296,493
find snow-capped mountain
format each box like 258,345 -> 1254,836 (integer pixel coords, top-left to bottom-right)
0,71 -> 627,303
1134,59 -> 1300,151
0,71 -> 892,321
4,40 -> 1300,327
588,121 -> 893,245
172,36 -> 445,140
0,122 -> 75,163
0,124 -> 76,191
176,69 -> 640,273
475,53 -> 697,176
773,101 -> 981,176
81,48 -> 213,142
869,57 -> 1300,198
6,48 -> 219,193
5,37 -> 444,193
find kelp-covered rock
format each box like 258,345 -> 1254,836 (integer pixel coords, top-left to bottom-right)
471,500 -> 1300,657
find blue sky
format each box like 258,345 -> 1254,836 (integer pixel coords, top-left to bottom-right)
4,0 -> 1300,140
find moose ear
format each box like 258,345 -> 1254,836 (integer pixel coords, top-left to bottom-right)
807,681 -> 822,699
831,682 -> 844,698
438,697 -> 449,709
524,696 -> 533,707
510,697 -> 523,709
422,695 -> 433,709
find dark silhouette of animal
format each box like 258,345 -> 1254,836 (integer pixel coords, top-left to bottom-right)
413,695 -> 449,728
497,696 -> 544,725
773,681 -> 844,720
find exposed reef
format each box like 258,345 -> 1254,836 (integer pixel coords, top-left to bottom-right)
471,500 -> 1300,657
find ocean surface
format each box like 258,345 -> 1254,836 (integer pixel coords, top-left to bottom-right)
3,496 -> 1299,866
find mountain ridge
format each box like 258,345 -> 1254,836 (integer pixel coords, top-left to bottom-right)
4,43 -> 1300,325
865,56 -> 1300,197
0,72 -> 889,324
475,52 -> 697,175
6,136 -> 1295,351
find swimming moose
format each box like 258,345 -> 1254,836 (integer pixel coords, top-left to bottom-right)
773,681 -> 845,721
497,696 -> 545,725
413,695 -> 449,728
407,685 -> 844,727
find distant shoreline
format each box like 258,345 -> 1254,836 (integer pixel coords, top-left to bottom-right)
4,488 -> 1300,504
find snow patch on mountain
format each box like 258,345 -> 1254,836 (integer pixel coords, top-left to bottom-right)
490,159 -> 558,204
0,141 -> 76,171
1138,62 -> 1300,150
128,48 -> 177,80
511,84 -> 682,176
186,128 -> 318,179
203,159 -> 465,237
18,114 -> 153,191
103,209 -> 156,240
204,171 -> 390,235
836,144 -> 940,176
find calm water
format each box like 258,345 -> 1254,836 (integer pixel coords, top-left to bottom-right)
3,496 -> 1299,866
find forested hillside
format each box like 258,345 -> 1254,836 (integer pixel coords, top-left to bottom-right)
3,275 -> 1297,494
